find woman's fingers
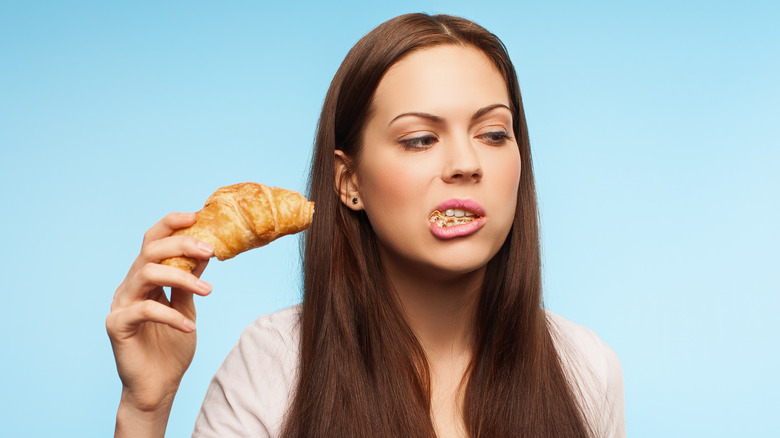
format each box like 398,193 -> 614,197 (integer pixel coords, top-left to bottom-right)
139,234 -> 214,264
170,288 -> 196,321
136,262 -> 212,296
191,258 -> 210,279
110,213 -> 215,325
113,212 -> 215,310
170,260 -> 208,319
107,299 -> 196,341
142,212 -> 197,245
116,263 -> 212,307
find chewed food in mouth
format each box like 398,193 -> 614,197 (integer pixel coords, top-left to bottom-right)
428,209 -> 479,228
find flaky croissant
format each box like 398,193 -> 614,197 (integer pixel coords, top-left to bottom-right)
161,182 -> 314,272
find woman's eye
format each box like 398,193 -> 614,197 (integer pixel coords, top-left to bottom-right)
478,130 -> 511,146
399,135 -> 438,150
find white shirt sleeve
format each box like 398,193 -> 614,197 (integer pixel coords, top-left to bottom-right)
547,311 -> 626,438
192,306 -> 301,438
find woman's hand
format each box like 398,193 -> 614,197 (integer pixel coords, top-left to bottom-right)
106,212 -> 215,437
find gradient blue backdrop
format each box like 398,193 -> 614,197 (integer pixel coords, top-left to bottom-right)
1,1 -> 777,436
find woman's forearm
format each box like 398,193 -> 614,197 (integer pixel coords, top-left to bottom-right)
114,393 -> 174,438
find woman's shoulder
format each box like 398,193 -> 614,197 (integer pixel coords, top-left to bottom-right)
545,310 -> 621,379
225,303 -> 302,379
545,310 -> 626,437
193,304 -> 302,437
243,303 -> 302,351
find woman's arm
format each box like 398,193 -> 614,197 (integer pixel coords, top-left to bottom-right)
115,398 -> 175,437
106,212 -> 214,438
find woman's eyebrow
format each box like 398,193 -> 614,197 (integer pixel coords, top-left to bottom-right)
389,104 -> 511,127
389,112 -> 443,126
472,103 -> 511,120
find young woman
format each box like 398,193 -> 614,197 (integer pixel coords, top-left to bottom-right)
108,13 -> 624,438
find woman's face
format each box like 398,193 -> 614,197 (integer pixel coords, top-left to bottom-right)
348,45 -> 521,278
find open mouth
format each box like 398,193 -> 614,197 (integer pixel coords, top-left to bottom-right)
428,208 -> 480,228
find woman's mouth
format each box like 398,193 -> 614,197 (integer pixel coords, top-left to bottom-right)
428,208 -> 479,228
428,200 -> 486,239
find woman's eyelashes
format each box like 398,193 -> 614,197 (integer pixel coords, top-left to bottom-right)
478,130 -> 512,146
396,129 -> 512,150
398,134 -> 438,150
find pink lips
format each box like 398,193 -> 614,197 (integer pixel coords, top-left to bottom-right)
429,199 -> 486,239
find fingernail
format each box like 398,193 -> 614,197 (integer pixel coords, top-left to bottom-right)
198,241 -> 215,255
197,279 -> 212,293
183,319 -> 196,331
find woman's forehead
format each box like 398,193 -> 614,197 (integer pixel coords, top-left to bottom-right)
371,45 -> 510,120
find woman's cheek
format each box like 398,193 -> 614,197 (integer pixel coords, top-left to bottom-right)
363,155 -> 427,210
488,149 -> 521,224
500,149 -> 521,192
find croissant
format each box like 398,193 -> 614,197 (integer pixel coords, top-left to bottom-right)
161,182 -> 314,272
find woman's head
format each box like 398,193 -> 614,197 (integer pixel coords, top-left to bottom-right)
339,44 -> 522,279
307,13 -> 537,280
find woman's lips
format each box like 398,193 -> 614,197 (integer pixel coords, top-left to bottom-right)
428,199 -> 486,239
429,216 -> 486,239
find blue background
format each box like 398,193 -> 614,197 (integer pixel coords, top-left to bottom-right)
1,1 -> 777,436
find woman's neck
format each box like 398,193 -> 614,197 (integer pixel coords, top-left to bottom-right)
378,247 -> 479,438
379,249 -> 483,360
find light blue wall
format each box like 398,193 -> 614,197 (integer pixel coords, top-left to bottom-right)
1,1 -> 777,436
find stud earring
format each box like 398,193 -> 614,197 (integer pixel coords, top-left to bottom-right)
352,197 -> 358,204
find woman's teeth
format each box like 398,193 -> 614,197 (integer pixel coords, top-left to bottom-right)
445,208 -> 474,218
428,209 -> 478,228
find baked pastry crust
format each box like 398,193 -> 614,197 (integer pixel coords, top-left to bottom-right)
161,182 -> 314,271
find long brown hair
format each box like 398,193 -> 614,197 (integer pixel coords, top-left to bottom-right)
284,13 -> 592,437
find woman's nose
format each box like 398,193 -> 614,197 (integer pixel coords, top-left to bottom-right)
442,137 -> 483,183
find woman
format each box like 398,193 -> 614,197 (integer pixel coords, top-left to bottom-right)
108,13 -> 624,438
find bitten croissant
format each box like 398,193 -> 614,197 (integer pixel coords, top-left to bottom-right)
161,182 -> 314,272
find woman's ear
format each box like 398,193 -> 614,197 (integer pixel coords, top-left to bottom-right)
334,150 -> 362,210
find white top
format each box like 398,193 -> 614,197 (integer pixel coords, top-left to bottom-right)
192,305 -> 625,437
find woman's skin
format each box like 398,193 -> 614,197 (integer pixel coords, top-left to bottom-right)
108,45 -> 520,438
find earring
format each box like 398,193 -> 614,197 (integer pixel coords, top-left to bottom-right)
351,197 -> 358,204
